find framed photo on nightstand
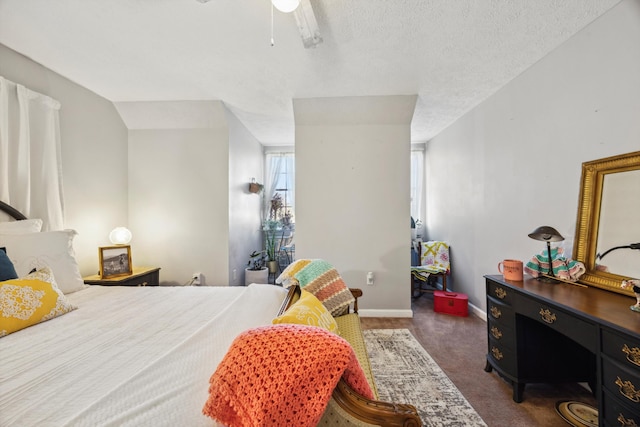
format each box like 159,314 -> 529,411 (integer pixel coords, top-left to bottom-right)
99,245 -> 133,279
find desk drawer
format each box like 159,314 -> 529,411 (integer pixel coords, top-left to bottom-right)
603,356 -> 640,410
603,389 -> 640,427
487,297 -> 514,323
517,299 -> 596,352
487,280 -> 516,306
603,329 -> 640,371
488,337 -> 516,375
488,318 -> 515,350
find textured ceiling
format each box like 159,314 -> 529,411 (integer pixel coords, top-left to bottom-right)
0,0 -> 621,145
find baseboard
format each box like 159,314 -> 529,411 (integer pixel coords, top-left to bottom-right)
358,304 -> 484,320
469,302 -> 486,321
359,309 -> 414,318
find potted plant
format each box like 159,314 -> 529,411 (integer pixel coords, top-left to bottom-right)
248,178 -> 263,194
245,250 -> 268,285
263,219 -> 280,274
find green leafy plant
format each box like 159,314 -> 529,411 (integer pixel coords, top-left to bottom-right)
247,250 -> 266,270
263,219 -> 281,261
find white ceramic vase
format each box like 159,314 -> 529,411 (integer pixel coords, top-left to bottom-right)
245,267 -> 268,286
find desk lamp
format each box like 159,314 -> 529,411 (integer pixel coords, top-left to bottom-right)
528,226 -> 564,279
596,242 -> 640,260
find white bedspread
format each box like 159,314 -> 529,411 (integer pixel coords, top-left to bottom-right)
0,284 -> 288,427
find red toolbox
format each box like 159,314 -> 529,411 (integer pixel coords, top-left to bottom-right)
434,291 -> 468,317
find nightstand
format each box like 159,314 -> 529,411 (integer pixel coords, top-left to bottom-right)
84,266 -> 160,287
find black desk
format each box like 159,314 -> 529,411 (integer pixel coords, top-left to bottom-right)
484,275 -> 640,426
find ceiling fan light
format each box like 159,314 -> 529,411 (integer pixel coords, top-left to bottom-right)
272,0 -> 300,13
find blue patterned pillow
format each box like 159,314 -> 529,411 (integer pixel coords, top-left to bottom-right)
0,247 -> 18,281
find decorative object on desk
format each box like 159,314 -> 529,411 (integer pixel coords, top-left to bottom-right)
555,401 -> 598,427
248,178 -> 263,194
597,242 -> 640,265
572,151 -> 640,295
245,250 -> 268,285
527,226 -> 564,280
497,259 -> 523,281
621,279 -> 640,312
99,245 -> 132,279
524,246 -> 586,283
108,227 -> 132,245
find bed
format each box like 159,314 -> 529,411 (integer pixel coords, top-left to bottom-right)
0,200 -> 420,427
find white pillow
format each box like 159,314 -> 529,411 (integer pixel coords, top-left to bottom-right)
0,230 -> 85,294
0,219 -> 43,234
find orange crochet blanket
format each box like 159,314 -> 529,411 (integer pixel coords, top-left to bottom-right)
202,324 -> 373,427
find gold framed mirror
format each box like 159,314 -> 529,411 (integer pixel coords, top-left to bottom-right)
573,151 -> 640,295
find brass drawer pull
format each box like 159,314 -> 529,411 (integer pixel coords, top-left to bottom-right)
490,326 -> 503,340
539,308 -> 556,324
617,413 -> 639,426
490,306 -> 502,319
622,344 -> 640,367
494,288 -> 507,300
491,347 -> 503,360
616,376 -> 640,402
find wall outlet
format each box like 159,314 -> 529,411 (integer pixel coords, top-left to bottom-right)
232,269 -> 237,283
366,271 -> 374,286
192,272 -> 202,286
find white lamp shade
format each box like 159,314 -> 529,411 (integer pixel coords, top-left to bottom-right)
272,0 -> 300,13
109,227 -> 132,245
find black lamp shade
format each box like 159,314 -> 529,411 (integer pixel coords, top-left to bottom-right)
528,226 -> 564,242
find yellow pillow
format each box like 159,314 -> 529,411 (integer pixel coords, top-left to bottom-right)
0,266 -> 77,337
273,289 -> 339,334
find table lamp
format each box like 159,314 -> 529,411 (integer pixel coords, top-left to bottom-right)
528,226 -> 564,279
109,227 -> 132,245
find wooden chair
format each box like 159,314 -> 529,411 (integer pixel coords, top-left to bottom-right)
411,241 -> 450,297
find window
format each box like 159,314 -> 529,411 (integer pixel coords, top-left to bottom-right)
264,151 -> 295,225
411,145 -> 424,236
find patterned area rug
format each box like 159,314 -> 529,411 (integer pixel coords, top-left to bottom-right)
364,329 -> 487,427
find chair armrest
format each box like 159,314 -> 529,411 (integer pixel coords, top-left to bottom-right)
332,379 -> 422,426
349,288 -> 363,314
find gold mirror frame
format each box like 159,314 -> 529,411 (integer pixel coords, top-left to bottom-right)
574,150 -> 640,295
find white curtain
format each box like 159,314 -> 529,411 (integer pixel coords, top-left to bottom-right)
410,148 -> 424,224
0,76 -> 64,230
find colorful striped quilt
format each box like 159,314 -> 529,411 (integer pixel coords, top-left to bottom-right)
524,247 -> 585,281
276,259 -> 355,317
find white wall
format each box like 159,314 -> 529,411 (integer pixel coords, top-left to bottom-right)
294,96 -> 416,316
121,101 -> 231,286
0,43 -> 129,276
226,108 -> 265,286
425,0 -> 640,311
